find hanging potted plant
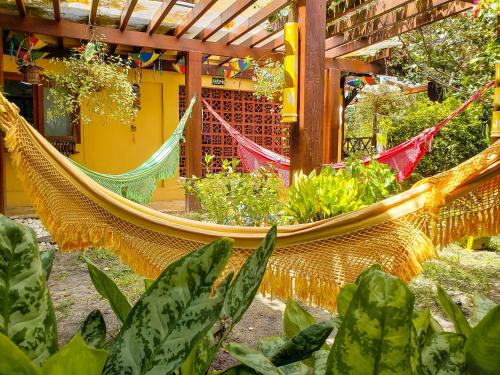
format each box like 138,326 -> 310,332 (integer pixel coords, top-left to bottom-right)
45,41 -> 138,125
9,33 -> 48,85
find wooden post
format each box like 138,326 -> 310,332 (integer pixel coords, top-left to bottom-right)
0,28 -> 6,215
323,67 -> 343,163
290,0 -> 326,180
185,50 -> 202,211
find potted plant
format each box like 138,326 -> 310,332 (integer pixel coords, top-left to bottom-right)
45,41 -> 138,125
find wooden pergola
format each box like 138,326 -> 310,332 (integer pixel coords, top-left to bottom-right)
0,0 -> 473,212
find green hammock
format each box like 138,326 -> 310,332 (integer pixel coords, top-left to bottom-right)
72,96 -> 196,204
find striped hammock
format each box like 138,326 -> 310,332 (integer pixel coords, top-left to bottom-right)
72,97 -> 196,204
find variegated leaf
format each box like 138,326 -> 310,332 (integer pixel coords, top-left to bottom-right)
40,249 -> 55,280
257,336 -> 308,375
0,333 -> 41,375
79,309 -> 106,348
465,305 -> 500,375
225,343 -> 283,375
284,299 -> 316,339
312,350 -> 329,375
336,284 -> 357,318
85,258 -> 132,325
437,286 -> 470,336
103,238 -> 233,375
271,320 -> 335,366
184,227 -> 277,374
421,332 -> 466,375
0,216 -> 58,366
41,334 -> 109,375
326,266 -> 414,375
471,293 -> 495,326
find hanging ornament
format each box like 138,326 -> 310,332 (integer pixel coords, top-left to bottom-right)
173,56 -> 186,75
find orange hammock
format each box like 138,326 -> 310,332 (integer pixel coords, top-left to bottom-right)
0,92 -> 498,310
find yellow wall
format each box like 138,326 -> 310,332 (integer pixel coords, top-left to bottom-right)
3,57 -> 254,207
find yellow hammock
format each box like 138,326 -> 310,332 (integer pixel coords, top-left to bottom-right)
0,93 -> 499,310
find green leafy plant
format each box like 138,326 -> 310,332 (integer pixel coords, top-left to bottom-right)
45,42 -> 138,125
185,156 -> 285,227
0,214 -> 278,374
252,59 -> 285,102
219,265 -> 499,375
385,96 -> 488,185
285,159 -> 399,223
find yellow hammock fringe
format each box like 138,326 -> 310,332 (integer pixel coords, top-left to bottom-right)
0,93 -> 499,311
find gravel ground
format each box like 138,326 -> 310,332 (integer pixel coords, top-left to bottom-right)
8,216 -> 500,371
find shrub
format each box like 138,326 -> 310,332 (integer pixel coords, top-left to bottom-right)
0,215 -> 277,374
185,156 -> 285,227
285,159 -> 400,224
385,96 -> 488,185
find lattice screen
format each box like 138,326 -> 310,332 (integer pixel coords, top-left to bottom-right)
179,86 -> 288,176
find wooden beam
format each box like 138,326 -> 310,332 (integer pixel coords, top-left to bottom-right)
0,28 -> 6,214
89,0 -> 100,25
220,0 -> 288,44
15,0 -> 26,17
239,27 -> 281,48
326,1 -> 472,58
53,0 -> 61,21
196,0 -> 257,41
119,0 -> 139,31
323,68 -> 343,164
327,0 -> 378,22
175,0 -> 218,38
328,0 -> 412,35
0,15 -> 275,60
326,0 -> 455,51
259,34 -> 285,50
325,58 -> 383,74
185,51 -> 202,211
147,0 -> 177,34
290,0 -> 326,178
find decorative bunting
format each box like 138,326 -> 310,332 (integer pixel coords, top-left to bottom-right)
129,50 -> 160,69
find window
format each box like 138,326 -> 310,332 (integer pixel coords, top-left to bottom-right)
3,72 -> 80,155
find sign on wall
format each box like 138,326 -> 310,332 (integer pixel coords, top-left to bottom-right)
212,77 -> 225,86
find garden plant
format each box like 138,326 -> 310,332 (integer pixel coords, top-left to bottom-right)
1,216 -> 498,374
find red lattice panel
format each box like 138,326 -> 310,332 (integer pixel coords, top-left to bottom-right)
179,87 -> 287,176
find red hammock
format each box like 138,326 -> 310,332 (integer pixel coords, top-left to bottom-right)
202,81 -> 494,183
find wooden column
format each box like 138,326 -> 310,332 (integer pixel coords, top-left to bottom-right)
290,0 -> 326,180
185,50 -> 202,211
0,29 -> 6,215
323,67 -> 343,164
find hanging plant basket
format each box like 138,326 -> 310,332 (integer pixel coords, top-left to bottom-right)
19,64 -> 43,85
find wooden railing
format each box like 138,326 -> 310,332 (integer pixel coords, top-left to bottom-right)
343,137 -> 373,156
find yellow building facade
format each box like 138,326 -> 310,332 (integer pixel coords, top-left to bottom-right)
2,57 -> 254,208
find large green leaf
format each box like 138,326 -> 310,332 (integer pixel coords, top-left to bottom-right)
436,286 -> 471,336
471,293 -> 496,326
79,309 -> 106,348
103,238 -> 233,375
41,334 -> 109,375
40,249 -> 55,280
257,336 -> 308,375
85,258 -> 132,325
413,308 -> 431,347
223,226 -> 277,324
284,299 -> 316,338
326,267 -> 415,375
312,350 -> 329,375
184,227 -> 277,375
421,332 -> 466,375
271,320 -> 335,367
0,333 -> 41,375
465,305 -> 500,375
0,215 -> 57,366
336,283 -> 357,318
215,365 -> 259,375
225,343 -> 283,375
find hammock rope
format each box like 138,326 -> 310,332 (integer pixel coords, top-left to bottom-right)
0,92 -> 498,310
203,81 -> 494,183
72,97 -> 196,204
